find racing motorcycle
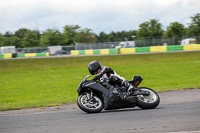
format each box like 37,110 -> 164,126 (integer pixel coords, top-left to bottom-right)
77,75 -> 160,113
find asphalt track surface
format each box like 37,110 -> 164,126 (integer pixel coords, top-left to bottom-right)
0,89 -> 200,133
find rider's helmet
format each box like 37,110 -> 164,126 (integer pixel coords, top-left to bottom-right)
88,60 -> 102,75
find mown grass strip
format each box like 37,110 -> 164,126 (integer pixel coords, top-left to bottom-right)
0,51 -> 200,111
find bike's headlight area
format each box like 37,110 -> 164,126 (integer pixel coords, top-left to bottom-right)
77,82 -> 83,93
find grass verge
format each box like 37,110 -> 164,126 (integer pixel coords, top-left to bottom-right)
0,51 -> 200,111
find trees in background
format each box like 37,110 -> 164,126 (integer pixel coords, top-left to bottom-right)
0,34 -> 4,47
40,28 -> 63,46
77,28 -> 98,43
137,19 -> 163,39
187,13 -> 200,36
164,22 -> 186,38
97,30 -> 137,42
0,26 -> 98,48
63,25 -> 80,46
21,30 -> 40,47
0,13 -> 200,48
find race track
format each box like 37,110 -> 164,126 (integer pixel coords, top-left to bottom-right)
0,89 -> 200,133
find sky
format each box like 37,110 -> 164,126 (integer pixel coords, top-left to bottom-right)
0,0 -> 200,34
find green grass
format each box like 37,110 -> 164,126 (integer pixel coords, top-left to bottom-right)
0,51 -> 200,111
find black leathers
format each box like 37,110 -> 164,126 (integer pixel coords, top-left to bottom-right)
92,66 -> 114,81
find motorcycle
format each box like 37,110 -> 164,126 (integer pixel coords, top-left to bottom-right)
77,75 -> 160,113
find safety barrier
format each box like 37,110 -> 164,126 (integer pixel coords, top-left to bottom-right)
0,53 -> 15,59
1,45 -> 200,59
183,44 -> 200,51
70,44 -> 200,56
0,53 -> 49,59
71,49 -> 118,55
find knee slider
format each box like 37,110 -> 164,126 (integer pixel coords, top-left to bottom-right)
109,75 -> 123,85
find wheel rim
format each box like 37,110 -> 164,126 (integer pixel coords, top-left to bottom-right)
137,88 -> 158,103
80,95 -> 102,110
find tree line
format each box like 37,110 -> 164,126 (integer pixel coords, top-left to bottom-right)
0,13 -> 200,48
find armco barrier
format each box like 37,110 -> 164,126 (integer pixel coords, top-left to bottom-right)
85,50 -> 93,55
3,53 -> 12,59
93,49 -> 100,55
0,53 -> 49,59
100,49 -> 109,54
24,53 -> 37,57
70,50 -> 79,55
150,46 -> 167,52
183,44 -> 200,51
135,47 -> 150,53
70,44 -> 200,56
70,49 -> 117,55
167,45 -> 183,51
0,53 -> 12,59
17,54 -> 25,57
18,53 -> 49,58
0,54 -> 3,59
36,53 -> 49,56
2,45 -> 200,59
109,49 -> 118,54
120,48 -> 135,54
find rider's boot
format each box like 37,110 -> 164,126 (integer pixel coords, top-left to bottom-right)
121,81 -> 135,98
119,86 -> 127,99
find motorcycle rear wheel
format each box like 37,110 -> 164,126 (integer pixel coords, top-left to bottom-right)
136,87 -> 160,109
77,92 -> 104,113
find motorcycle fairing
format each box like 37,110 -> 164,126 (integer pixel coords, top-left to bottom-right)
78,80 -> 136,110
78,80 -> 111,108
128,75 -> 143,87
104,87 -> 136,110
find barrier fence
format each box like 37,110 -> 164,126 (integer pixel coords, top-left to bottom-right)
1,44 -> 200,59
0,53 -> 49,59
10,36 -> 200,54
70,44 -> 200,55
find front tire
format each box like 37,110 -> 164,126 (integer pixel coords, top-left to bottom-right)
77,93 -> 104,113
136,87 -> 160,109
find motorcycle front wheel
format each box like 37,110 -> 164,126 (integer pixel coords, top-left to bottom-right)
77,92 -> 104,113
136,87 -> 160,109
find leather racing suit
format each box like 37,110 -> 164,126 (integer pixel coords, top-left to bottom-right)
92,66 -> 132,90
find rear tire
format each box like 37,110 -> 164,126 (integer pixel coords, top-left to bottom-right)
136,87 -> 160,109
77,93 -> 104,113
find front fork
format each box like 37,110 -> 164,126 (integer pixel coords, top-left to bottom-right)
86,90 -> 93,100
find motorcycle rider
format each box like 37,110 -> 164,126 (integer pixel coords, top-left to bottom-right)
88,60 -> 134,98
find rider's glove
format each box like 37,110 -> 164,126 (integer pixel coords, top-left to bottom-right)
92,75 -> 100,81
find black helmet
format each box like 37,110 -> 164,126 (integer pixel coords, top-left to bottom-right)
88,60 -> 102,75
